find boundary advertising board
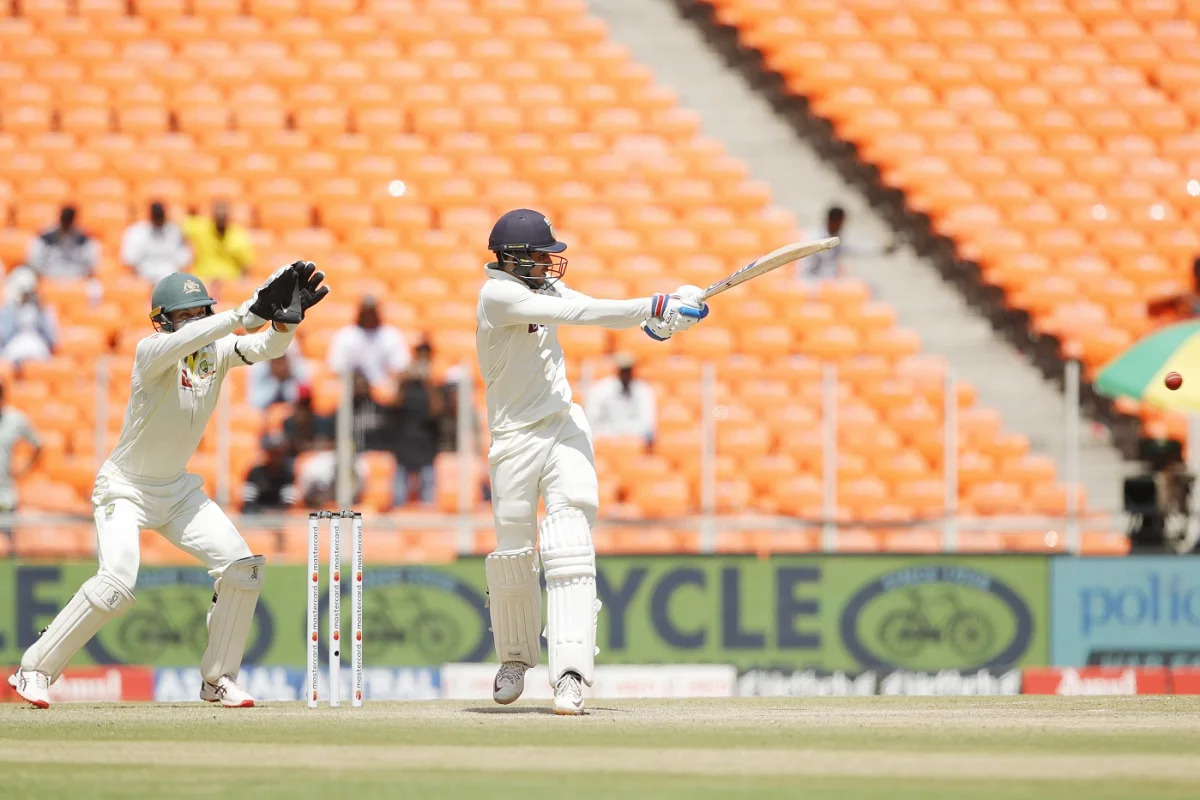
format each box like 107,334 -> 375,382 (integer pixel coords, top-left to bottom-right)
0,556 -> 1048,671
1050,556 -> 1200,667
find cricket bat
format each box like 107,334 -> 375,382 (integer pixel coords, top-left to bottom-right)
701,237 -> 840,300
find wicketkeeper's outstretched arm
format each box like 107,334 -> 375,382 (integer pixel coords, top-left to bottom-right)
136,311 -> 244,375
136,263 -> 304,374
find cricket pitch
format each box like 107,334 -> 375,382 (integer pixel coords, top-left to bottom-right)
2,696 -> 1198,799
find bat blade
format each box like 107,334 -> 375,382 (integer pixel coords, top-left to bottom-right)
701,237 -> 840,300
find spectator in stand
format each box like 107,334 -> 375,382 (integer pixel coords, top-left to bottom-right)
0,267 -> 58,366
182,200 -> 255,283
282,387 -> 334,455
796,205 -> 897,284
26,206 -> 99,280
326,296 -> 411,390
120,200 -> 192,284
249,350 -> 310,409
389,341 -> 442,506
240,433 -> 297,513
1148,256 -> 1200,323
283,374 -> 382,510
0,379 -> 43,515
350,369 -> 390,453
296,450 -> 365,509
586,353 -> 657,450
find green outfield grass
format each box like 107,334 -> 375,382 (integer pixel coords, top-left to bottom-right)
2,697 -> 1199,800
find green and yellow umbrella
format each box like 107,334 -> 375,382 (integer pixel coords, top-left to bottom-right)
1094,320 -> 1200,411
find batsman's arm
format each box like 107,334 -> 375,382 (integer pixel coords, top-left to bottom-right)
222,322 -> 298,368
135,311 -> 243,375
481,281 -> 652,330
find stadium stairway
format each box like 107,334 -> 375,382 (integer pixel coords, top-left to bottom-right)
589,0 -> 1131,511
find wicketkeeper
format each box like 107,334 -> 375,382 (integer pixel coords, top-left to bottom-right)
8,262 -> 328,708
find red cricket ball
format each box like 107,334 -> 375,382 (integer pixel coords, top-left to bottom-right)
1166,371 -> 1183,390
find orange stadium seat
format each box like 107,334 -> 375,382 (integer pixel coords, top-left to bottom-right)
711,0 -> 1200,399
0,0 -> 1098,558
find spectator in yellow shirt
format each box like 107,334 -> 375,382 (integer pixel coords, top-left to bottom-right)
182,201 -> 255,283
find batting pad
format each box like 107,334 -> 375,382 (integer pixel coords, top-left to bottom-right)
22,573 -> 134,682
540,508 -> 599,686
485,548 -> 542,668
201,555 -> 266,684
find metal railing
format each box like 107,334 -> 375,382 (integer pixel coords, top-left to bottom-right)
8,357 -> 1125,558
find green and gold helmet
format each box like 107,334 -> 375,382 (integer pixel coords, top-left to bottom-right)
149,273 -> 216,332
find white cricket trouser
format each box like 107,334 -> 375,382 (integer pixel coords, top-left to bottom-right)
488,404 -> 599,551
91,461 -> 252,588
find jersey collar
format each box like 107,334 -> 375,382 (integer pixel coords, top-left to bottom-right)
484,267 -> 527,286
484,267 -> 559,295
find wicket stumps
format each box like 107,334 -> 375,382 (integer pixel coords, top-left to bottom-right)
306,510 -> 363,708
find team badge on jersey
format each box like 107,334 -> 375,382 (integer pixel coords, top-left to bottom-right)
103,503 -> 115,520
182,352 -> 217,387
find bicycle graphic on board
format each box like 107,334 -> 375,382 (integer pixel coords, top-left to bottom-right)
876,588 -> 995,661
114,591 -> 271,664
317,586 -> 463,664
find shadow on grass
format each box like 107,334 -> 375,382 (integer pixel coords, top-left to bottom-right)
464,706 -> 629,716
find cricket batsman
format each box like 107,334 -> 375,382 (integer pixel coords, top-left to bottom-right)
8,261 -> 329,708
477,209 -> 708,714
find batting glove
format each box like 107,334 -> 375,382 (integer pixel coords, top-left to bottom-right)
642,292 -> 709,340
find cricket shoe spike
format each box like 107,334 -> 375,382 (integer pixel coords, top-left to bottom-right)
8,669 -> 50,709
200,674 -> 255,708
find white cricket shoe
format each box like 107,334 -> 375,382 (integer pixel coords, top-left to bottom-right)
200,674 -> 255,708
552,671 -> 584,716
8,669 -> 50,709
493,661 -> 530,705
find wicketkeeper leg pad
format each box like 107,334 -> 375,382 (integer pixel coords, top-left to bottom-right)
485,547 -> 542,667
200,555 -> 265,684
540,507 -> 599,686
21,573 -> 135,682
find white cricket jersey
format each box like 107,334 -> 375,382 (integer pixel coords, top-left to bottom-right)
476,269 -> 652,434
107,310 -> 295,480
